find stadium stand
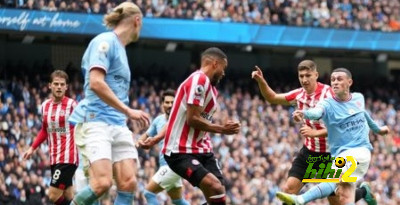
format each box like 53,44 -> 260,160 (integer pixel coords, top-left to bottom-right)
0,63 -> 399,204
1,0 -> 400,31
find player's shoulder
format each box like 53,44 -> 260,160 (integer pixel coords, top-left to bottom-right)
153,114 -> 165,122
183,70 -> 210,86
319,82 -> 331,90
351,92 -> 364,99
89,32 -> 117,48
42,98 -> 52,107
64,97 -> 77,105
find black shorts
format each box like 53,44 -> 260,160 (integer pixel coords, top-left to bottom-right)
288,146 -> 331,181
50,163 -> 77,190
164,153 -> 224,187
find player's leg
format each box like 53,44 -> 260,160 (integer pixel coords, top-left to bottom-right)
337,182 -> 356,205
143,165 -> 170,205
162,166 -> 189,205
167,187 -> 190,205
113,159 -> 137,204
49,164 -> 78,205
72,122 -> 113,205
143,179 -> 163,205
277,183 -> 337,205
112,125 -> 139,205
48,186 -> 68,205
74,164 -> 101,205
200,153 -> 226,205
164,153 -> 225,205
283,147 -> 311,194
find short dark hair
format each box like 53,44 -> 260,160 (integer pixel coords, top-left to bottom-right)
297,60 -> 317,72
201,47 -> 227,61
332,68 -> 352,79
162,89 -> 175,102
50,70 -> 69,83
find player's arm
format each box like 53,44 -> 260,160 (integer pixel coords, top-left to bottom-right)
299,126 -> 327,138
293,106 -> 324,122
90,69 -> 131,115
136,132 -> 149,147
138,125 -> 167,149
251,66 -> 291,105
23,127 -> 47,160
363,111 -> 390,135
89,69 -> 150,127
187,105 -> 240,135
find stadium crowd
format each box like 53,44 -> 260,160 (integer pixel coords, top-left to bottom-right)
0,63 -> 399,205
1,0 -> 400,31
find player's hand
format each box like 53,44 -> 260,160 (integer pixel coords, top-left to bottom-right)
299,125 -> 317,138
221,120 -> 241,135
251,66 -> 265,83
126,109 -> 150,129
23,147 -> 34,160
292,110 -> 304,123
138,138 -> 157,149
378,125 -> 390,135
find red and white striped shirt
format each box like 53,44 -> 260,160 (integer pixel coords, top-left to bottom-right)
162,70 -> 218,155
285,82 -> 333,153
31,97 -> 78,165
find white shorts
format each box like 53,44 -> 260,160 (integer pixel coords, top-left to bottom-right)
74,122 -> 139,166
152,165 -> 183,191
335,147 -> 371,184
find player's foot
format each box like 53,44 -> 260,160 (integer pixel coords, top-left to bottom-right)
276,191 -> 302,205
360,182 -> 377,205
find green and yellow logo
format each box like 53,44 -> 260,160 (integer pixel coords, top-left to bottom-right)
302,155 -> 357,183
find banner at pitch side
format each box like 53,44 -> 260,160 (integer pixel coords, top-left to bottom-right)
1,8 -> 399,52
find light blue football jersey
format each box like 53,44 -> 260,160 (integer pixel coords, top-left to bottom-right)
304,93 -> 380,157
69,32 -> 130,126
146,114 -> 168,166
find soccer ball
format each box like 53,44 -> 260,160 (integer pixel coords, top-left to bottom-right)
335,157 -> 346,168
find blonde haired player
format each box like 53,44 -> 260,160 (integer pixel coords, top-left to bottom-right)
68,2 -> 150,205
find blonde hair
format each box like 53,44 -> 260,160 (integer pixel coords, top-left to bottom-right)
103,2 -> 142,29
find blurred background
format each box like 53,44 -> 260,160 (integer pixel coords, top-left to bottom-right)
0,0 -> 399,204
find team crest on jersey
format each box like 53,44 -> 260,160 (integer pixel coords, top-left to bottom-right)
192,159 -> 200,165
356,101 -> 362,108
59,110 -> 65,116
195,85 -> 204,95
98,41 -> 110,53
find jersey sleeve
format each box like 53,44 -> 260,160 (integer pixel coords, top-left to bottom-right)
284,88 -> 301,105
31,125 -> 48,149
87,37 -> 114,73
146,117 -> 158,137
304,99 -> 329,120
185,73 -> 209,107
363,111 -> 381,133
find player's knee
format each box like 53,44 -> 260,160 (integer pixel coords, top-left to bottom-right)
93,178 -> 113,193
208,182 -> 225,195
283,183 -> 298,194
117,175 -> 137,191
48,190 -> 62,202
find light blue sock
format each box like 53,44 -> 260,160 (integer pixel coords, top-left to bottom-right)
143,189 -> 158,205
114,190 -> 134,205
172,198 -> 190,205
92,200 -> 100,205
300,183 -> 336,203
71,185 -> 98,205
